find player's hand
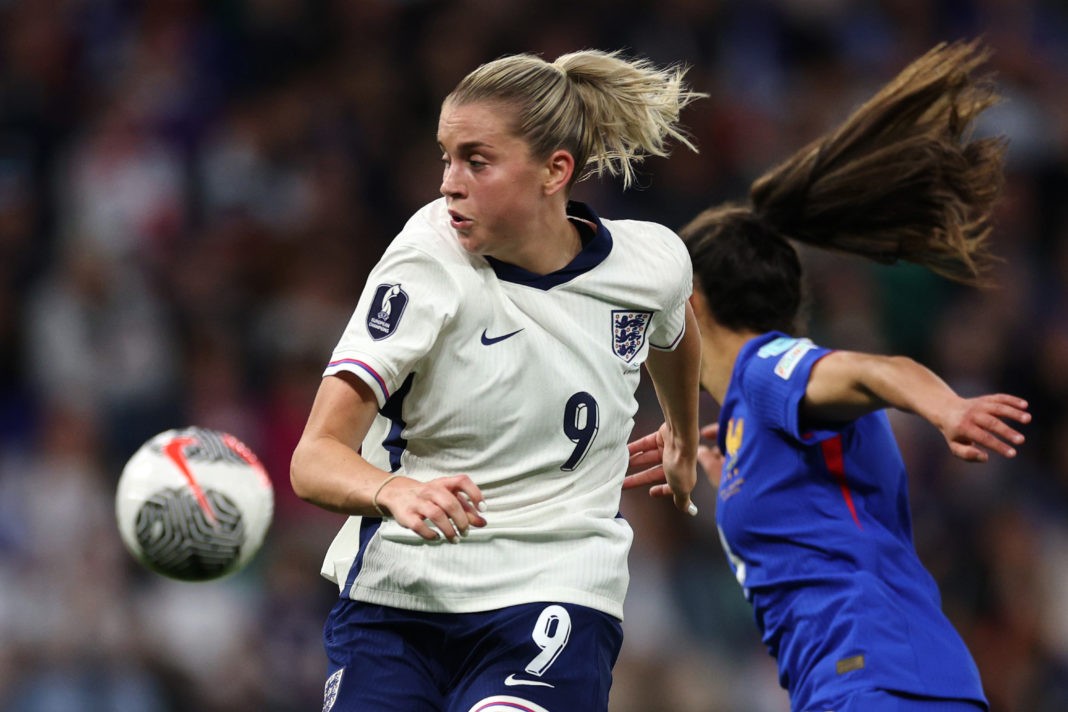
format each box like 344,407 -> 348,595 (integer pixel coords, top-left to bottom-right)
657,422 -> 699,516
939,394 -> 1030,462
696,423 -> 724,488
374,474 -> 487,542
625,429 -> 666,491
626,423 -> 722,494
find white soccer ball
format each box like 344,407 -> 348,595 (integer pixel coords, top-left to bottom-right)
115,427 -> 274,581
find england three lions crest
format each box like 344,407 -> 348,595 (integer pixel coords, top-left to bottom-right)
612,310 -> 653,363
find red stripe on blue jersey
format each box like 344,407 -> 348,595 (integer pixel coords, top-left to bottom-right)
820,434 -> 862,530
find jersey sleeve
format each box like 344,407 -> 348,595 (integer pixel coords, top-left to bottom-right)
738,336 -> 834,441
324,244 -> 459,408
647,227 -> 693,351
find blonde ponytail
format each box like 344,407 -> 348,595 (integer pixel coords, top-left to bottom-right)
446,50 -> 705,189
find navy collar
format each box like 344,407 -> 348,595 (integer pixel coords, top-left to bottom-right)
486,201 -> 613,290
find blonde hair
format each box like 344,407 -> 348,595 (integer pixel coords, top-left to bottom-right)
445,50 -> 705,189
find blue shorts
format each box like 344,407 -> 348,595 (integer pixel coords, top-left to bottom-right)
813,690 -> 987,712
321,597 -> 623,712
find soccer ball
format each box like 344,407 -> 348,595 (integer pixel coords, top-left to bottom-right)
116,427 -> 274,581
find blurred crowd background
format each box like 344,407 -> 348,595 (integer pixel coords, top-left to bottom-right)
1,0 -> 1067,710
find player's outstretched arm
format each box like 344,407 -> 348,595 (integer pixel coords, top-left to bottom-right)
803,351 -> 1031,462
291,372 -> 486,541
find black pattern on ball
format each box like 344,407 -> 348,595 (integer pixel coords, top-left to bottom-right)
134,487 -> 246,581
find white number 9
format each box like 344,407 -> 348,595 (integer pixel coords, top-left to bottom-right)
525,605 -> 572,676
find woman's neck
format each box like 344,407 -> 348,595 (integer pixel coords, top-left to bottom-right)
701,327 -> 760,403
506,213 -> 583,275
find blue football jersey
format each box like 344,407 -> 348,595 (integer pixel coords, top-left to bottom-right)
715,332 -> 987,711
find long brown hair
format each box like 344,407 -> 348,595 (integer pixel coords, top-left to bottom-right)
683,40 -> 1006,334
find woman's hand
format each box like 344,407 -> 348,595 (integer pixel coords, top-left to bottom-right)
658,421 -> 699,515
695,423 -> 724,488
375,474 -> 487,543
937,394 -> 1030,462
625,423 -> 722,506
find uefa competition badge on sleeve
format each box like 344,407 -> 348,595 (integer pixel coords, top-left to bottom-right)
366,283 -> 409,340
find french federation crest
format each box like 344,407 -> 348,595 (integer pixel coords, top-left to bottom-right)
366,283 -> 409,340
611,310 -> 652,363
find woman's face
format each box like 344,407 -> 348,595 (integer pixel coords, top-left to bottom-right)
437,100 -> 549,262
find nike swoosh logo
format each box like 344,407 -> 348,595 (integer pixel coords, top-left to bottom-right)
480,328 -> 524,345
163,435 -> 218,524
503,674 -> 554,688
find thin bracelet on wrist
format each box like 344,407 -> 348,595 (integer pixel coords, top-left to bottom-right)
372,474 -> 402,517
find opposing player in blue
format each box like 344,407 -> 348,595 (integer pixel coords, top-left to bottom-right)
626,41 -> 1031,712
291,50 -> 704,711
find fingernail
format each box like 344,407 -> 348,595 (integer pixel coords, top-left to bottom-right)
687,502 -> 698,516
478,500 -> 487,512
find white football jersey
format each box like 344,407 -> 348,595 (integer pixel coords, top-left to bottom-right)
320,197 -> 691,619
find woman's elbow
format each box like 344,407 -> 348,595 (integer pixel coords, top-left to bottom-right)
289,441 -> 315,502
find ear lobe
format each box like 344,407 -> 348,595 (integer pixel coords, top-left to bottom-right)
689,286 -> 713,323
544,149 -> 575,196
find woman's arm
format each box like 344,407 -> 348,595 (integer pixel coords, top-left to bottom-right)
291,372 -> 486,541
642,301 -> 702,514
290,372 -> 383,514
803,351 -> 1030,461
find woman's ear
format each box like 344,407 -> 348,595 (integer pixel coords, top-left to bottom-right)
543,149 -> 575,197
689,284 -> 713,326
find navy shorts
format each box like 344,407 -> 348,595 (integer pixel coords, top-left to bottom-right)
321,597 -> 624,712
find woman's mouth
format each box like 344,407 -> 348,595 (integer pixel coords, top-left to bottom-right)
448,210 -> 473,231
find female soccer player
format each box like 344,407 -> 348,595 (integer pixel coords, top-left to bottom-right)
626,41 -> 1031,712
291,50 -> 704,711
